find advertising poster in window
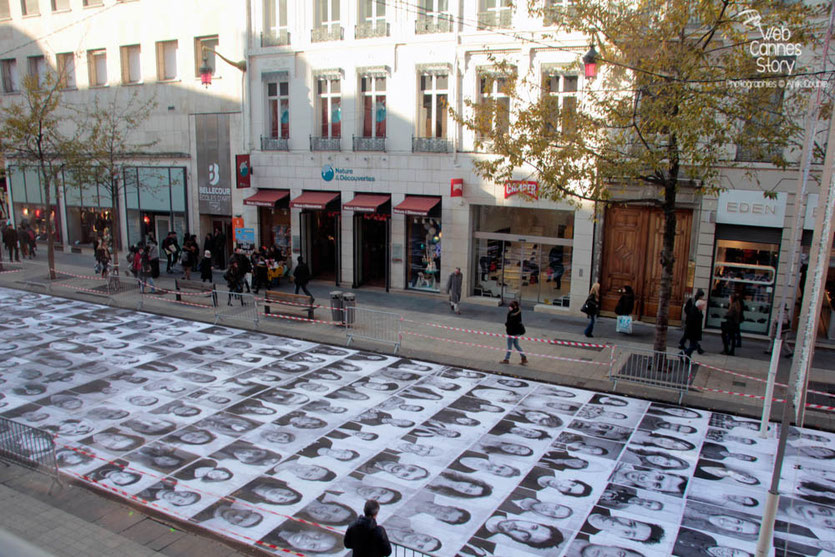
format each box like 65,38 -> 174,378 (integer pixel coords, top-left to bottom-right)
196,114 -> 232,215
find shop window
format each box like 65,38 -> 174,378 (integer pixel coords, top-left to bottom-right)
2,58 -> 19,93
120,44 -> 141,84
88,49 -> 107,87
707,239 -> 778,335
267,80 -> 289,139
156,40 -> 178,81
57,52 -> 76,89
407,217 -> 442,292
360,75 -> 385,138
317,76 -> 341,139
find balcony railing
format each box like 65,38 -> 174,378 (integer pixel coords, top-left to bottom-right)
412,137 -> 451,153
311,25 -> 344,43
261,136 -> 289,151
310,136 -> 342,151
415,14 -> 453,34
477,9 -> 512,29
543,4 -> 577,25
261,28 -> 290,47
355,21 -> 390,39
353,136 -> 386,152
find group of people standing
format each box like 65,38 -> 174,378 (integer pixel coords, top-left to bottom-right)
127,235 -> 160,293
2,221 -> 37,262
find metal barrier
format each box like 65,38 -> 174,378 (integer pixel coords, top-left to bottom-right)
0,417 -> 62,493
214,288 -> 259,326
345,306 -> 402,353
609,346 -> 694,404
392,543 -> 433,557
107,273 -> 143,310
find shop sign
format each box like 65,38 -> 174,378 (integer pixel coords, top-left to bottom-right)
196,114 -> 232,215
505,180 -> 539,200
231,217 -> 244,241
235,154 -> 251,189
716,190 -> 786,228
804,193 -> 819,230
321,164 -> 376,183
450,178 -> 463,197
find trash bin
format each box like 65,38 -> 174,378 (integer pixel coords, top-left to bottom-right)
330,291 -> 344,323
343,292 -> 356,325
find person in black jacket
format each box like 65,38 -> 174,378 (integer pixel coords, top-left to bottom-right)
500,300 -> 527,365
582,282 -> 600,338
679,289 -> 705,352
344,499 -> 392,557
681,297 -> 706,358
293,256 -> 313,299
614,285 -> 635,316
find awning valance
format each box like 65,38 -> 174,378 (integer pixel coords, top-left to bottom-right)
290,191 -> 340,210
343,194 -> 391,213
243,189 -> 290,208
393,196 -> 441,216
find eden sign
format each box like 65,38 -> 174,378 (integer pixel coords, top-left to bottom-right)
716,190 -> 787,228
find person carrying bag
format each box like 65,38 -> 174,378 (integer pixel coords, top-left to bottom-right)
614,285 -> 635,335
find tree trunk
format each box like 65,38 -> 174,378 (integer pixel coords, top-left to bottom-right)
654,179 -> 678,353
111,176 -> 120,274
40,161 -> 56,280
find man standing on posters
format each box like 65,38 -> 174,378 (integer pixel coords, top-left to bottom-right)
344,499 -> 392,557
446,267 -> 463,314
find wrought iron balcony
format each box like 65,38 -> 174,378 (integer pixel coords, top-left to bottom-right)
412,137 -> 451,153
311,25 -> 344,43
261,136 -> 289,151
353,136 -> 386,152
415,14 -> 453,34
477,9 -> 512,29
310,136 -> 342,151
355,21 -> 390,39
261,29 -> 290,47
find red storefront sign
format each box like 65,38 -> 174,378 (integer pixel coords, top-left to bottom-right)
450,178 -> 463,197
505,180 -> 539,200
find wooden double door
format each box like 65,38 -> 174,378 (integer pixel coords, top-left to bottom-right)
600,206 -> 692,323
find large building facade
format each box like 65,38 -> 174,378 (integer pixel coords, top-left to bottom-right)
2,0 -> 832,338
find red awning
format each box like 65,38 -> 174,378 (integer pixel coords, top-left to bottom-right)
289,191 -> 340,210
243,189 -> 290,208
343,194 -> 391,213
393,196 -> 441,216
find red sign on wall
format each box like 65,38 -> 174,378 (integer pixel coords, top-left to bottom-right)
505,180 -> 539,200
450,178 -> 463,197
236,154 -> 251,189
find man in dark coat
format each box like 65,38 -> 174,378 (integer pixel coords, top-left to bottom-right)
293,256 -> 313,299
344,499 -> 392,557
681,298 -> 706,357
3,222 -> 19,262
446,267 -> 463,314
212,227 -> 226,270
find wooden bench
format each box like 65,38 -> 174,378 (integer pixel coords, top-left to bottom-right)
264,290 -> 315,320
175,278 -> 216,305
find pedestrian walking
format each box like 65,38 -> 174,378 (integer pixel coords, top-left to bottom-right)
446,267 -> 463,314
24,225 -> 36,258
18,225 -> 29,259
3,222 -> 19,262
293,256 -> 313,300
138,245 -> 155,293
224,260 -> 245,305
614,285 -> 635,335
500,300 -> 527,365
181,237 -> 196,280
147,234 -> 160,279
212,227 -> 226,270
232,248 -> 252,293
680,298 -> 706,359
344,499 -> 392,557
582,282 -> 601,338
252,255 -> 268,294
200,250 -> 213,282
721,293 -> 743,356
679,289 -> 705,353
162,232 -> 179,274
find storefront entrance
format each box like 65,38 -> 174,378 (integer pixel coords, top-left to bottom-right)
300,211 -> 339,282
600,206 -> 693,322
354,214 -> 389,288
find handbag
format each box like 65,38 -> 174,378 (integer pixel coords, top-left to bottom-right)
616,315 -> 633,334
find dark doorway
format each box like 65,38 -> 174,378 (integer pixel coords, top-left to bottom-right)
354,214 -> 389,288
301,210 -> 339,283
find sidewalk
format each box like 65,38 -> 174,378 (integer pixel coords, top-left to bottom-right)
0,461 -> 252,557
1,249 -> 833,432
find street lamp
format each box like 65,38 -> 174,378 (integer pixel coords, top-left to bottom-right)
582,43 -> 599,79
199,46 -> 246,88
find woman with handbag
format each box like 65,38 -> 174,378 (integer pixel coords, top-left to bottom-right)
500,301 -> 527,365
614,285 -> 635,335
582,283 -> 601,338
721,293 -> 743,356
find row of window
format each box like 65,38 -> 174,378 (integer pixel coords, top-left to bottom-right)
264,0 -> 573,45
0,0 -> 138,18
0,35 -> 218,92
264,68 -> 578,151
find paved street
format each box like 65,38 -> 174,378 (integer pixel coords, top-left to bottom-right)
1,286 -> 834,556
